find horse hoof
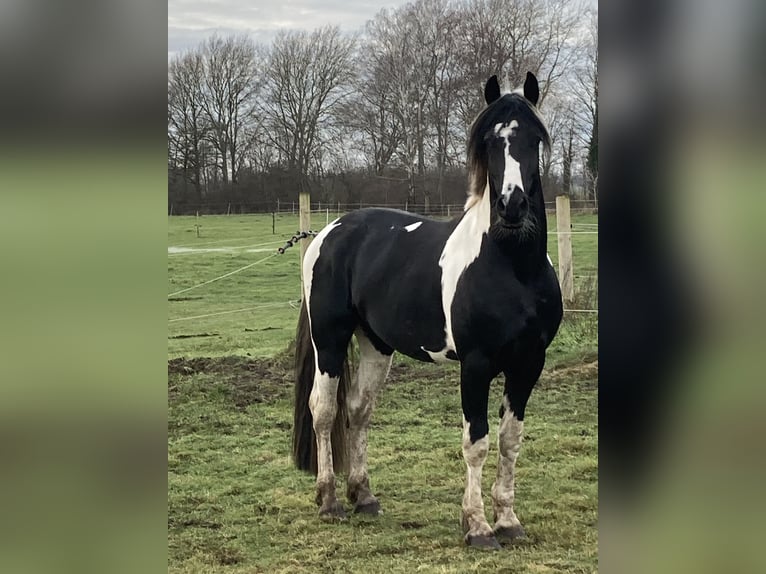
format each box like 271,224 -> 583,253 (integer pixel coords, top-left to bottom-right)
319,503 -> 347,522
354,500 -> 381,516
495,524 -> 526,542
466,534 -> 502,550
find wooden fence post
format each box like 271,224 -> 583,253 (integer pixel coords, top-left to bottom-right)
556,195 -> 574,303
299,191 -> 312,296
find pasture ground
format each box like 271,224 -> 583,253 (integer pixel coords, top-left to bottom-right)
168,211 -> 598,573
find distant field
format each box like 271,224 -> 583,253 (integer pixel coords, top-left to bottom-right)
168,210 -> 598,573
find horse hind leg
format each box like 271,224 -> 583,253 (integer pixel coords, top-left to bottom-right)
310,342 -> 354,521
346,329 -> 392,515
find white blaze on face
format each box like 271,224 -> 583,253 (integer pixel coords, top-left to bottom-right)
493,121 -> 524,204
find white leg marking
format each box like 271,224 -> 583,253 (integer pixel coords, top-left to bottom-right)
347,331 -> 392,506
462,418 -> 493,537
309,371 -> 340,505
424,184 -> 491,359
492,396 -> 524,529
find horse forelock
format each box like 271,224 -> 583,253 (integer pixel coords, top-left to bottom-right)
465,93 -> 550,211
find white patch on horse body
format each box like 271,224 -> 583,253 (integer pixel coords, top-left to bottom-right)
404,221 -> 422,232
423,184 -> 491,359
547,253 -> 553,266
420,346 -> 452,363
303,219 -> 342,374
462,417 -> 493,536
492,396 -> 524,529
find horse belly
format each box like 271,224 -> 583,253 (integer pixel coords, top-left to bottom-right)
355,280 -> 452,363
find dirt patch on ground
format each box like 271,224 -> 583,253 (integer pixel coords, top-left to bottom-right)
541,359 -> 598,390
168,354 -> 293,408
168,354 -> 597,408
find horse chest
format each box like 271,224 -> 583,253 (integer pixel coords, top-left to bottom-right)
450,258 -> 561,356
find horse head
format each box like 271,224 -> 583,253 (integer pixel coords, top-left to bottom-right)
467,73 -> 550,242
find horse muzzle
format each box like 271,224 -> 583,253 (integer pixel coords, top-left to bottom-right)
495,190 -> 528,227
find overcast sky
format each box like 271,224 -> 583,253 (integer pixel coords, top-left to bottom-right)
168,0 -> 411,57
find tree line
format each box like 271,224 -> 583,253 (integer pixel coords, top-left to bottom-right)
168,0 -> 597,214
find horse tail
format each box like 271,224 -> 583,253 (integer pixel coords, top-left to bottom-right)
292,298 -> 350,475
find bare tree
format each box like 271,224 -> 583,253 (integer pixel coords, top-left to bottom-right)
262,26 -> 356,194
362,0 -> 459,210
572,11 -> 598,200
167,2 -> 597,211
340,39 -> 403,174
199,34 -> 260,186
168,50 -> 209,201
453,0 -> 586,125
363,7 -> 423,202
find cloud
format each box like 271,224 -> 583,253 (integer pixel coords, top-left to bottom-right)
168,0 -> 408,55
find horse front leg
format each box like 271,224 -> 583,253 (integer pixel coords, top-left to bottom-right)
492,349 -> 544,542
460,353 -> 501,550
491,395 -> 526,540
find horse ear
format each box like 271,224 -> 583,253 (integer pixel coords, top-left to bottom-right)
484,75 -> 501,105
523,72 -> 539,106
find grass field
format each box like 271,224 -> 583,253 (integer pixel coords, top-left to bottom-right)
168,211 -> 598,573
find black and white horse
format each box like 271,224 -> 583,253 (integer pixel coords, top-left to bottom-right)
292,73 -> 563,549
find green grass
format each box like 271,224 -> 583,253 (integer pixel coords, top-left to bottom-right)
168,356 -> 597,573
168,210 -> 598,573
